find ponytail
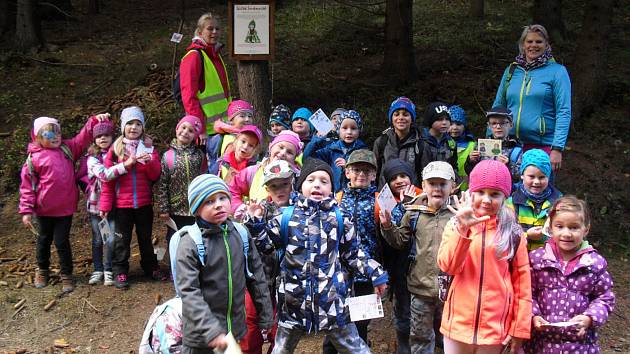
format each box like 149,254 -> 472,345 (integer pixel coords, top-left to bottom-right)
494,202 -> 522,260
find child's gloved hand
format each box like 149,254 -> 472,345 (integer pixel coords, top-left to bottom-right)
447,191 -> 491,235
334,157 -> 346,168
532,315 -> 549,331
95,113 -> 111,122
208,333 -> 228,349
569,314 -> 592,337
373,283 -> 388,298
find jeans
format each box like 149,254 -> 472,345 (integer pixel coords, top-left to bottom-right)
410,294 -> 443,354
36,215 -> 73,275
112,205 -> 157,276
89,213 -> 115,272
272,322 -> 371,354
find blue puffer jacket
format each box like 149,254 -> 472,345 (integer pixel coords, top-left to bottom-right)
313,139 -> 368,192
493,60 -> 572,149
255,194 -> 388,333
338,184 -> 380,283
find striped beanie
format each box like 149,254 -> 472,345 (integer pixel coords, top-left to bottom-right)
188,174 -> 231,215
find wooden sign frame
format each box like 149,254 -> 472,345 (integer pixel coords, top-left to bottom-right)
228,0 -> 275,61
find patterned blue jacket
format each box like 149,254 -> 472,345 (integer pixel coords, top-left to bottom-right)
255,194 -> 388,332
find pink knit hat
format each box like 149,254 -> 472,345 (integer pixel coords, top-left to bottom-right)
468,160 -> 512,197
238,125 -> 263,144
33,117 -> 60,136
93,120 -> 114,138
268,130 -> 303,156
227,100 -> 254,121
176,115 -> 203,139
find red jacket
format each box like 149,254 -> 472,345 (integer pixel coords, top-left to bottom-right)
99,146 -> 161,211
180,39 -> 230,133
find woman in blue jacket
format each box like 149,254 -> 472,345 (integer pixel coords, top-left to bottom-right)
493,24 -> 571,173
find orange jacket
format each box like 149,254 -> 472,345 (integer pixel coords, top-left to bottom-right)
437,217 -> 532,345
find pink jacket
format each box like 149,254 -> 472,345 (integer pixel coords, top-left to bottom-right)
99,146 -> 161,212
19,116 -> 98,217
227,163 -> 262,213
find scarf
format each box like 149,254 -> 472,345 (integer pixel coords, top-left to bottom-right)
122,138 -> 139,157
515,46 -> 553,71
518,182 -> 553,207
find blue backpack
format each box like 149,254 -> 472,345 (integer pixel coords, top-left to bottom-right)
169,221 -> 252,297
278,205 -> 344,262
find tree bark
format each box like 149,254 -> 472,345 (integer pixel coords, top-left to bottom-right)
470,0 -> 484,19
532,0 -> 565,42
0,0 -> 17,36
382,0 -> 416,82
15,0 -> 44,52
572,0 -> 616,121
88,0 -> 99,15
236,61 -> 272,144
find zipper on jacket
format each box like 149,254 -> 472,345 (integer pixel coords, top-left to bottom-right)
472,225 -> 487,344
184,151 -> 191,184
525,77 -> 533,95
132,166 -> 137,209
515,71 -> 528,140
221,225 -> 233,333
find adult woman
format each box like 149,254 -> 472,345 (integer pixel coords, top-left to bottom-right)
493,24 -> 571,173
180,13 -> 232,143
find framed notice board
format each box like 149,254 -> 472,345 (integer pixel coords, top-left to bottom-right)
228,0 -> 275,60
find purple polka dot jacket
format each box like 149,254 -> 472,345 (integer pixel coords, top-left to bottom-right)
524,240 -> 615,354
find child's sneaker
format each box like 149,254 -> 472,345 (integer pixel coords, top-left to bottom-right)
34,269 -> 49,289
103,271 -> 114,286
61,274 -> 74,293
115,273 -> 129,289
89,271 -> 104,285
149,269 -> 167,281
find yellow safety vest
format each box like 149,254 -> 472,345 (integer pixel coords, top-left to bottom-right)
249,167 -> 268,203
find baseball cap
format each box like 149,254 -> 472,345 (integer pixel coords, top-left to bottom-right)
263,160 -> 295,185
346,149 -> 377,169
485,107 -> 513,122
422,161 -> 456,181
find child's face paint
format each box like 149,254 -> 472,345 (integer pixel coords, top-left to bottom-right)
265,177 -> 293,207
391,109 -> 412,134
422,178 -> 454,210
232,111 -> 253,129
269,122 -> 286,135
270,142 -> 297,163
339,119 -> 360,144
95,134 -> 113,150
198,193 -> 231,224
449,122 -> 465,138
345,163 -> 376,189
176,122 -> 196,146
40,129 -> 61,148
124,120 -> 143,140
301,171 -> 332,201
550,211 -> 589,260
233,133 -> 259,161
471,188 -> 505,217
521,165 -> 549,195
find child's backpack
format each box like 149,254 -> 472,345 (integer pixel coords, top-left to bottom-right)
26,144 -> 73,193
169,221 -> 252,297
138,297 -> 183,354
172,48 -> 204,104
278,204 -> 344,262
508,145 -> 523,165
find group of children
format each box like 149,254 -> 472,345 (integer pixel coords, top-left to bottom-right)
19,96 -> 614,354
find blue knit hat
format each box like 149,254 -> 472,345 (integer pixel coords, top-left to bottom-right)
520,149 -> 552,177
336,110 -> 363,133
388,97 -> 416,124
448,105 -> 467,126
291,107 -> 314,130
188,174 -> 231,215
269,104 -> 292,129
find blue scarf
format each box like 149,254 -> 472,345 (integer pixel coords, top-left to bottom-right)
518,182 -> 553,206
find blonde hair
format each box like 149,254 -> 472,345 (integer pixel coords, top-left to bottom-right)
113,124 -> 144,161
518,24 -> 550,55
195,13 -> 219,37
548,195 -> 591,229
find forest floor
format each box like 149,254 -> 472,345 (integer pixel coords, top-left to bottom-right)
0,0 -> 629,353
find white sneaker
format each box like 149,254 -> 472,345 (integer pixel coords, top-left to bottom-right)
103,271 -> 114,286
89,271 -> 104,285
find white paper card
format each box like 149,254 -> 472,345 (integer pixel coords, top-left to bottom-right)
154,246 -> 166,261
309,109 -> 334,136
136,141 -> 154,156
541,321 -> 578,328
98,218 -> 112,244
213,332 -> 242,354
170,33 -> 183,43
166,217 -> 178,231
377,184 -> 397,214
347,294 -> 384,322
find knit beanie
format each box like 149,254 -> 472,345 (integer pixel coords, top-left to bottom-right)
423,102 -> 451,127
93,120 -> 114,138
388,97 -> 416,124
335,110 -> 363,134
448,105 -> 467,126
269,104 -> 292,129
382,158 -> 416,185
188,174 -> 231,215
269,130 -> 303,156
291,107 -> 314,130
330,108 -> 347,121
176,115 -> 203,140
519,149 -> 552,177
296,158 -> 334,193
468,160 -> 512,197
33,117 -> 60,137
227,100 -> 254,121
120,106 -> 145,132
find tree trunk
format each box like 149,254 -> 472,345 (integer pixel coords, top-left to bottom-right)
532,0 -> 565,42
470,0 -> 484,19
382,0 -> 416,82
88,0 -> 99,15
15,0 -> 44,52
0,0 -> 17,36
236,61 -> 272,144
572,0 -> 616,121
